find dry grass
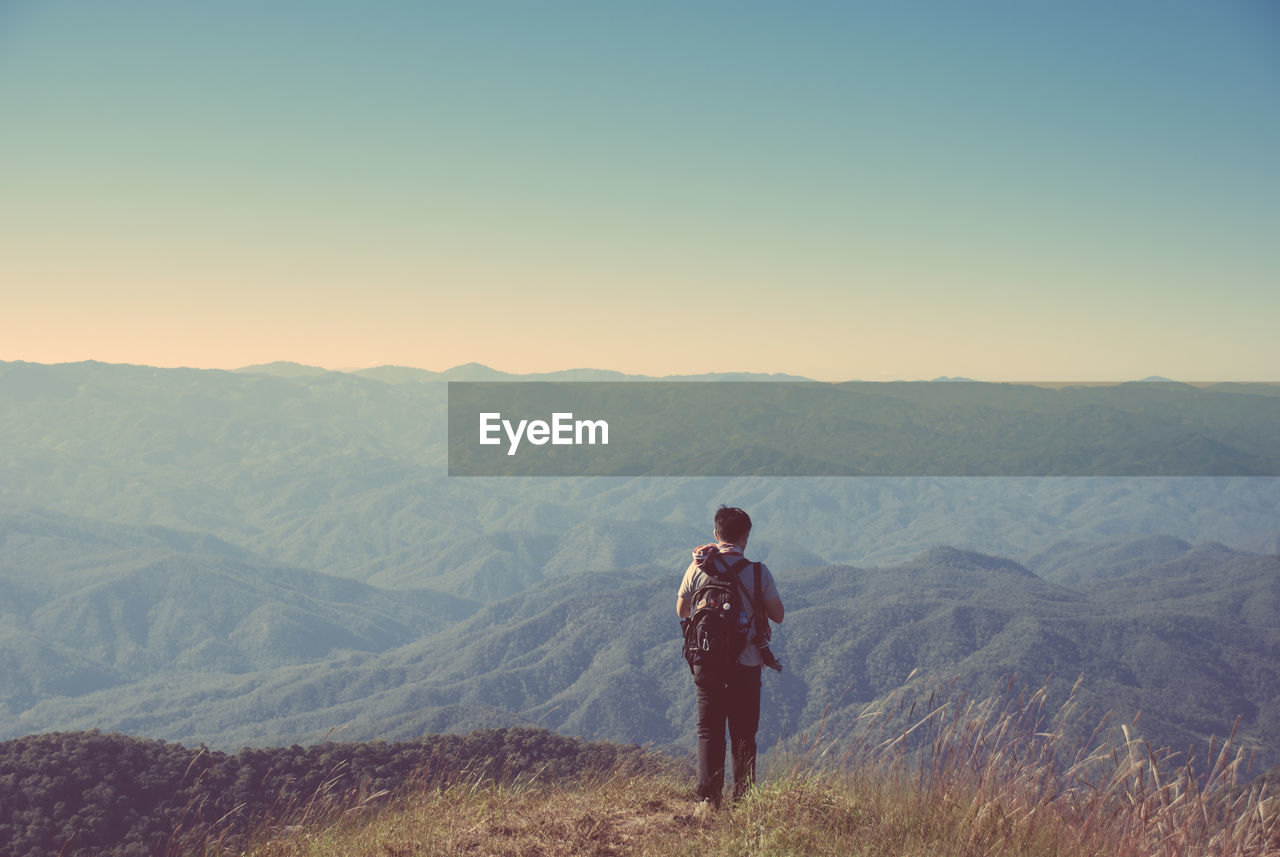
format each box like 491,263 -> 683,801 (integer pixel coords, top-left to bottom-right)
237,677 -> 1280,857
790,674 -> 1280,857
245,773 -> 689,857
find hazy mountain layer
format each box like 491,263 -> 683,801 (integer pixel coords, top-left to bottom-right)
2,361 -> 1278,770
5,509 -> 1277,771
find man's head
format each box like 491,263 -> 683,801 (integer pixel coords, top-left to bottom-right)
713,506 -> 752,546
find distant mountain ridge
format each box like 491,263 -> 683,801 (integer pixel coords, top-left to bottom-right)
233,360 -> 1280,388
234,360 -> 817,383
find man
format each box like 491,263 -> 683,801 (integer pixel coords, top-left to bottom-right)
676,505 -> 784,809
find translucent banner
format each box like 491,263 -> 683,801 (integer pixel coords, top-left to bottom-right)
447,381 -> 1280,476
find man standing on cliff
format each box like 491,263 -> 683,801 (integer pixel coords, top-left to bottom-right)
677,505 -> 784,809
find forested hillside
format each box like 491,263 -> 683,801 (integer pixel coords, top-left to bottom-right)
5,515 -> 1278,771
0,727 -> 666,857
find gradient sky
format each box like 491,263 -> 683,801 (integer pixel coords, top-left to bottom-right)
2,2 -> 1277,381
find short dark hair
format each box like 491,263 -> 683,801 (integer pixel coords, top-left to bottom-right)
714,506 -> 752,544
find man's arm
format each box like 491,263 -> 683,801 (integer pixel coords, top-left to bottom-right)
763,596 -> 784,623
676,559 -> 699,618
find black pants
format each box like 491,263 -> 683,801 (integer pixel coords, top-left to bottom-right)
693,663 -> 762,804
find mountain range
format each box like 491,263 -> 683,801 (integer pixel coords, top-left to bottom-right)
1,360 -> 1278,772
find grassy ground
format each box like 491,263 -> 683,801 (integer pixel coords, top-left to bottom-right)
239,680 -> 1280,857
240,761 -> 1277,857
239,769 -> 1050,857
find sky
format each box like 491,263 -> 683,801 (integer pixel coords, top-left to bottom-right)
1,2 -> 1277,382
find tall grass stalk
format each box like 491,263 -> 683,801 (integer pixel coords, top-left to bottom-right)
784,675 -> 1279,857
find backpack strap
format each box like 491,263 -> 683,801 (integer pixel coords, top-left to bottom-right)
721,558 -> 751,604
728,560 -> 770,650
753,562 -> 767,637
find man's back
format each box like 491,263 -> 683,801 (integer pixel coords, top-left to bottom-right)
678,542 -> 781,668
675,505 -> 784,808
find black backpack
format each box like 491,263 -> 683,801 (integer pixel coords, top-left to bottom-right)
681,556 -> 758,673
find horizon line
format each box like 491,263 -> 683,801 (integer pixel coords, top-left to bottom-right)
3,357 -> 1279,387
